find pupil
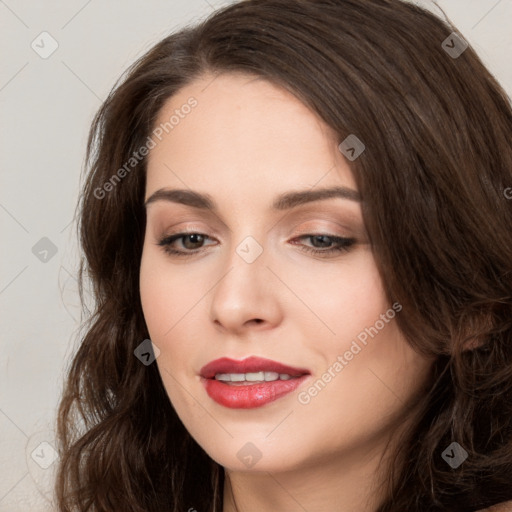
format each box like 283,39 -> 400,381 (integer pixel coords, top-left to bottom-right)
312,235 -> 332,248
184,234 -> 204,249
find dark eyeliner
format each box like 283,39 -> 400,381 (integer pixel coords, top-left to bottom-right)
292,234 -> 355,256
157,232 -> 355,258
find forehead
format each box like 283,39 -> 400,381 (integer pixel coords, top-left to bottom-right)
146,72 -> 356,196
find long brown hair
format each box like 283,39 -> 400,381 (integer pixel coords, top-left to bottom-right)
56,0 -> 512,510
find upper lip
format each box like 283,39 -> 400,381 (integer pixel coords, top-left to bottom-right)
200,356 -> 311,379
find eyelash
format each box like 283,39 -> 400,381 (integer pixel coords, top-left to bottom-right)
156,232 -> 355,258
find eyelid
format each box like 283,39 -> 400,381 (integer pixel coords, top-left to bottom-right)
148,208 -> 230,236
157,222 -> 219,239
291,222 -> 354,238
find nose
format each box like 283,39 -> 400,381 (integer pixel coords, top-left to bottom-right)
209,241 -> 284,335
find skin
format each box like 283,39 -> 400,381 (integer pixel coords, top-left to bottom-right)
140,72 -> 435,512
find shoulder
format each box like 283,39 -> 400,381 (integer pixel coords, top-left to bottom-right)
477,501 -> 512,512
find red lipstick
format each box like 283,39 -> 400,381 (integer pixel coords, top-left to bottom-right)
200,356 -> 310,409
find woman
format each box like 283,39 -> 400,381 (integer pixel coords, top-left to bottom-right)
56,0 -> 512,510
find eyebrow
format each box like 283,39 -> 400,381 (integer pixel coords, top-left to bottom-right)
144,186 -> 361,211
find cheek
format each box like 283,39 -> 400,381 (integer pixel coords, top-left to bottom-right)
139,262 -> 169,340
140,243 -> 388,355
139,247 -> 206,340
289,248 -> 389,343
140,252 -> 206,423
139,246 -> 209,382
289,249 -> 414,413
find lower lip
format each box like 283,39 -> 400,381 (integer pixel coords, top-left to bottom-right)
202,375 -> 309,409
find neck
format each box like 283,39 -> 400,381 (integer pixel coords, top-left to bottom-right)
221,427 -> 403,512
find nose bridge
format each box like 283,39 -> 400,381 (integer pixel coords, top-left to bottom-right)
209,232 -> 281,331
215,233 -> 268,306
234,234 -> 265,266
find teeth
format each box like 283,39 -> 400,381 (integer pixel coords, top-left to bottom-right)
229,373 -> 246,382
215,372 -> 295,382
246,371 -> 265,381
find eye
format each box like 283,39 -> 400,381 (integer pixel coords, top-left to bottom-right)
291,234 -> 356,257
157,232 -> 217,257
156,232 -> 356,259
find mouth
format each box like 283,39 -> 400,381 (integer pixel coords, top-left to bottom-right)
200,355 -> 310,380
199,356 -> 311,409
212,371 -> 302,385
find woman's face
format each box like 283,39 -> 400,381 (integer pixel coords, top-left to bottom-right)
140,72 -> 433,475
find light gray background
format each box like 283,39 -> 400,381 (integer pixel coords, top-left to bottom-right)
1,0 -> 511,510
